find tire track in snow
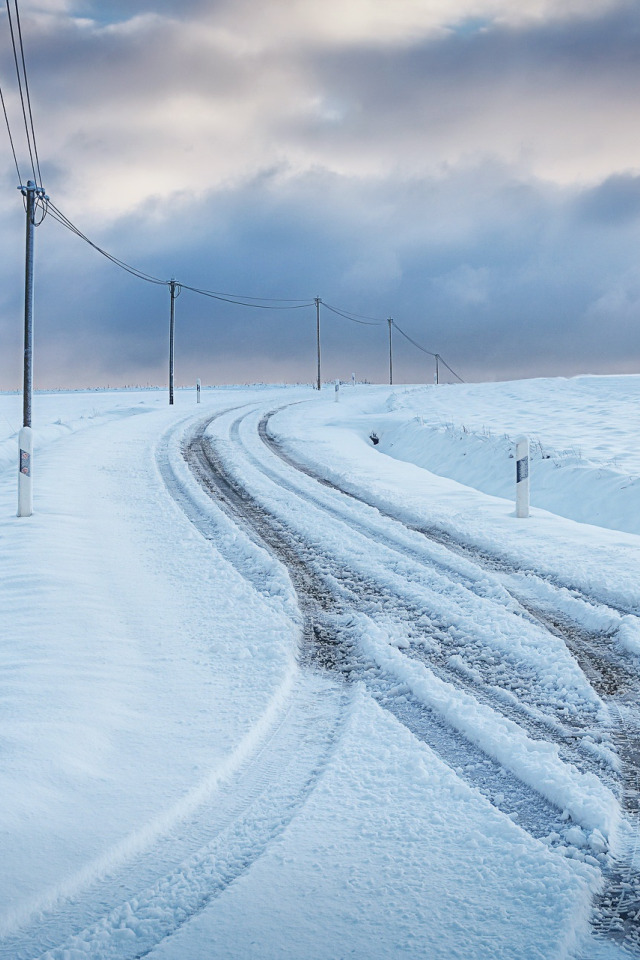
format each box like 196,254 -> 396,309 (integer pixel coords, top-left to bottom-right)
258,404 -> 640,956
0,407 -> 350,960
184,410 -> 603,850
219,409 -> 615,779
259,406 -> 639,655
589,700 -> 640,956
258,406 -> 640,781
16,675 -> 348,960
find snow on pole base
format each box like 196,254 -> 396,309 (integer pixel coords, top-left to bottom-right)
516,436 -> 530,519
17,425 -> 33,517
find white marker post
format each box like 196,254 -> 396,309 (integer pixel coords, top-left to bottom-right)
334,379 -> 340,402
196,378 -> 201,403
18,426 -> 33,517
515,436 -> 530,519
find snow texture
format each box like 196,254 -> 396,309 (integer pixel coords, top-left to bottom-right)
0,377 -> 638,959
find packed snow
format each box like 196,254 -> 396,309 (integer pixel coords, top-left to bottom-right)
0,376 -> 639,959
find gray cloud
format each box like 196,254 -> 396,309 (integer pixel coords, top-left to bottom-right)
0,160 -> 637,389
574,174 -> 640,225
1,0 -> 640,387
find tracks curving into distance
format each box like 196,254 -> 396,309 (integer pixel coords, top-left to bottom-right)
2,404 -> 350,960
211,399 -> 639,956
12,399 -> 638,958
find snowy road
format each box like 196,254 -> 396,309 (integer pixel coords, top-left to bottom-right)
177,398 -> 639,956
2,382 -> 640,958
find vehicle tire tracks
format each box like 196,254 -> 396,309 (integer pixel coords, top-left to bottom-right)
183,410 -> 606,850
257,402 -> 640,956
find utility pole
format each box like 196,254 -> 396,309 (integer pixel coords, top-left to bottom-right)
387,317 -> 393,386
18,180 -> 46,518
315,297 -> 321,390
169,279 -> 180,405
435,354 -> 440,385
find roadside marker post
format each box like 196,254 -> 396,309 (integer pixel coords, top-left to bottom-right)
515,436 -> 530,518
334,379 -> 340,402
196,378 -> 201,403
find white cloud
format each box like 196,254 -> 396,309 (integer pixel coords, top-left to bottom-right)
1,0 -> 639,386
16,0 -> 634,224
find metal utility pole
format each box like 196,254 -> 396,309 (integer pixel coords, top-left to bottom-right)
22,182 -> 36,429
387,318 -> 393,386
315,297 -> 321,390
169,279 -> 180,405
18,180 -> 46,518
435,354 -> 440,385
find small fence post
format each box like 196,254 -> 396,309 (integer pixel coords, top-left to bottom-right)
196,378 -> 201,403
18,426 -> 33,517
515,436 -> 529,518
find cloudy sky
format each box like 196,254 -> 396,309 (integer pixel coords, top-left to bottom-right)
0,0 -> 639,387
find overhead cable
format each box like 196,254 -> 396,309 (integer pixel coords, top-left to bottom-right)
12,0 -> 41,186
391,320 -> 437,357
5,0 -> 39,186
47,201 -> 170,286
322,301 -> 385,325
437,354 -> 465,383
179,282 -> 314,309
47,205 -> 464,382
392,319 -> 465,382
180,287 -> 312,303
48,203 -> 316,304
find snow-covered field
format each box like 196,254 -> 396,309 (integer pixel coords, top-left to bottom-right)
1,376 -> 639,959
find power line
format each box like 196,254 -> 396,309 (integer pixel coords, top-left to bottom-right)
177,287 -> 311,304
47,206 -> 466,379
12,0 -> 41,187
0,0 -> 468,388
179,282 -> 314,309
391,319 -> 465,382
322,301 -> 385,325
5,0 -> 38,186
437,354 -> 465,384
391,320 -> 437,358
47,201 -> 169,285
48,202 -> 316,305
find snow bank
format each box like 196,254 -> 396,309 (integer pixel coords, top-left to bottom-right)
270,381 -> 640,616
384,376 -> 640,536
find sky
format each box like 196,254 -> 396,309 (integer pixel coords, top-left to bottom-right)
0,0 -> 640,388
